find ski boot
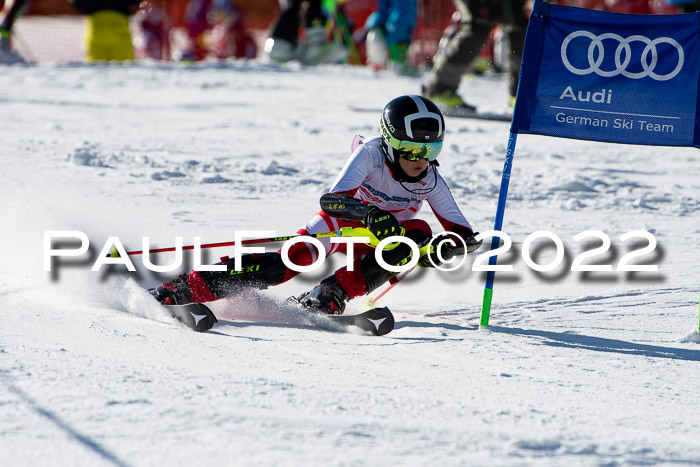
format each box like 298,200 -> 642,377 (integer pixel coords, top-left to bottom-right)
150,252 -> 289,305
295,275 -> 350,315
0,32 -> 25,64
149,274 -> 192,305
427,90 -> 476,113
422,84 -> 477,114
264,36 -> 298,63
300,25 -> 347,66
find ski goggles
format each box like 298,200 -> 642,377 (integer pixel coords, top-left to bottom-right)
393,140 -> 443,162
382,122 -> 443,162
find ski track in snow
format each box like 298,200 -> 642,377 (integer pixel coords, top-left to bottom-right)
1,61 -> 700,466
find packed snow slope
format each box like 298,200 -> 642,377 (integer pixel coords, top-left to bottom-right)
2,61 -> 700,466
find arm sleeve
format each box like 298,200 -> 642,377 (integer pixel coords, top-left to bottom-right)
327,144 -> 373,195
319,144 -> 376,220
427,173 -> 473,237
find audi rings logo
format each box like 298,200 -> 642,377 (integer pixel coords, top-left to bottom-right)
561,31 -> 684,81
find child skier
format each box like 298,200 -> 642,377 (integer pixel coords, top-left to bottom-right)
150,95 -> 481,314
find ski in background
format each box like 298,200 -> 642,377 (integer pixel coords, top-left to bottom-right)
349,104 -> 512,122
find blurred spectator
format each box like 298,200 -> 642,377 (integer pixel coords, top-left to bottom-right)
212,0 -> 257,59
653,0 -> 686,12
264,0 -> 346,65
563,0 -> 679,13
0,0 -> 27,63
71,0 -> 139,62
361,0 -> 417,75
182,0 -> 208,59
602,0 -> 656,12
178,0 -> 256,61
562,0 -> 606,9
666,0 -> 699,12
133,0 -> 170,60
433,11 -> 505,75
474,26 -> 507,74
423,0 -> 529,112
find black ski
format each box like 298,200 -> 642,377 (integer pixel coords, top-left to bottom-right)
328,307 -> 395,336
163,303 -> 218,332
161,302 -> 393,336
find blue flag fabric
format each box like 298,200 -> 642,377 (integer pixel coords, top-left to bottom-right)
511,1 -> 700,147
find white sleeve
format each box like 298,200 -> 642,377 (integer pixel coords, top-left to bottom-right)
426,172 -> 473,232
328,144 -> 373,194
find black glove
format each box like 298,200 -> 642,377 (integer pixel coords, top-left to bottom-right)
464,231 -> 483,254
418,233 -> 458,268
363,205 -> 401,240
418,231 -> 483,267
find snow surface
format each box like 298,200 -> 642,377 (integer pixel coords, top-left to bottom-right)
2,60 -> 700,466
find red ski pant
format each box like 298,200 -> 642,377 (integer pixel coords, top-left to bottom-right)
186,212 -> 432,303
280,211 -> 432,299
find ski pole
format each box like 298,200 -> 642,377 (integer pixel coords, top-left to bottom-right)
366,265 -> 418,307
366,242 -> 438,306
367,238 -> 484,305
365,241 -> 439,306
113,227 -> 368,257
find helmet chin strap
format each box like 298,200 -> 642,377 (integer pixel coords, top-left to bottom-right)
380,138 -> 438,194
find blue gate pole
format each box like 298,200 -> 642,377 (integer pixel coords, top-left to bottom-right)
480,131 -> 518,329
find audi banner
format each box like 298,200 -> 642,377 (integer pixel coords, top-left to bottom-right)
511,0 -> 700,147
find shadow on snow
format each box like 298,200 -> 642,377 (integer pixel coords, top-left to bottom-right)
490,326 -> 700,362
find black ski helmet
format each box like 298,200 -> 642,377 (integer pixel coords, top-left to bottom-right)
380,95 -> 445,164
